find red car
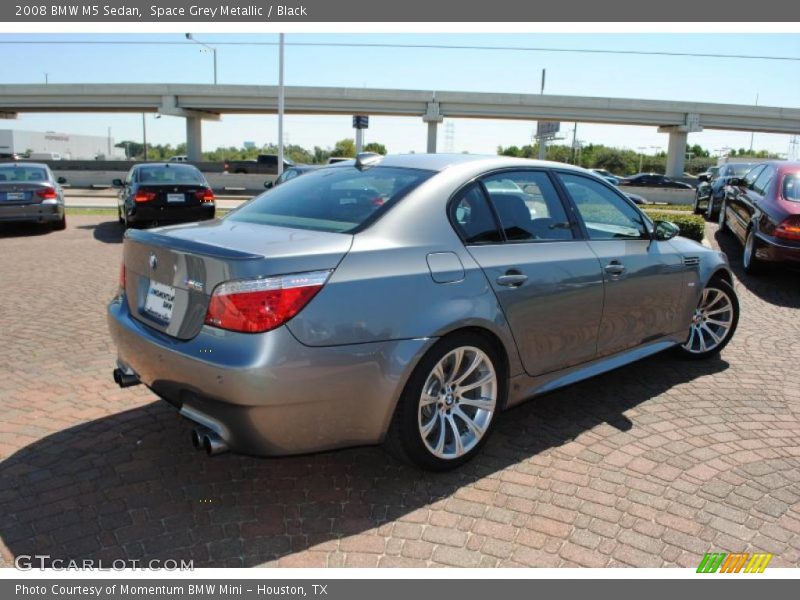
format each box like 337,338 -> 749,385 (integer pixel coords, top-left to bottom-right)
719,161 -> 800,274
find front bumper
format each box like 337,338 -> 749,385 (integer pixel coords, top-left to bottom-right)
107,295 -> 433,456
0,203 -> 63,223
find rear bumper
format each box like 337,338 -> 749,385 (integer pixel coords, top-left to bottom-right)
0,203 -> 63,223
107,295 -> 433,456
755,232 -> 800,264
128,203 -> 215,224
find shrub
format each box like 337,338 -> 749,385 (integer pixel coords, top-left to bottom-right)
645,211 -> 705,242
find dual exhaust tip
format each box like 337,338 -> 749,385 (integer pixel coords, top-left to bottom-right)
113,368 -> 228,456
113,367 -> 140,388
191,427 -> 229,456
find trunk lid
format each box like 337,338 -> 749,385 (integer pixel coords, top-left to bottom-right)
137,183 -> 208,208
123,219 -> 353,340
0,182 -> 54,204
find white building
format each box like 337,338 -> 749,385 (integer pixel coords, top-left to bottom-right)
0,129 -> 123,159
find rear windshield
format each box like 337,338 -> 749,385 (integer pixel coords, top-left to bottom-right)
137,165 -> 205,185
227,166 -> 435,233
783,175 -> 800,202
0,166 -> 48,182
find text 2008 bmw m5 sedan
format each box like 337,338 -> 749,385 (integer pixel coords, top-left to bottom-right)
108,154 -> 739,470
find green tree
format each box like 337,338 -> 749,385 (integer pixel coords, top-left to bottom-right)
363,142 -> 387,155
331,138 -> 356,158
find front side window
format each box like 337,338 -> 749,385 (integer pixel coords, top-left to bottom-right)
557,173 -> 649,240
481,170 -> 574,241
744,165 -> 765,189
228,166 -> 434,233
752,166 -> 775,195
450,184 -> 503,245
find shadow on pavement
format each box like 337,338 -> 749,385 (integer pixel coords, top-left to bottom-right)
0,222 -> 54,238
77,220 -> 125,244
0,351 -> 728,567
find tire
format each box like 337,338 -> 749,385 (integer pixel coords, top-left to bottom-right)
717,200 -> 728,233
676,277 -> 739,360
742,228 -> 763,275
385,331 -> 506,471
692,192 -> 702,215
705,194 -> 718,221
52,215 -> 66,231
117,206 -> 124,225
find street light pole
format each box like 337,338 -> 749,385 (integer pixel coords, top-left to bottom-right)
185,33 -> 217,84
277,33 -> 285,177
142,113 -> 148,161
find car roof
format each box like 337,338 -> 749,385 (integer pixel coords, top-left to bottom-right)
325,153 -> 592,175
134,162 -> 199,169
0,162 -> 50,169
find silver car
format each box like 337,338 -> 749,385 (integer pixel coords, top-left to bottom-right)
108,154 -> 739,470
0,162 -> 67,229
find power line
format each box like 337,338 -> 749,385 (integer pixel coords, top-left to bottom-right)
0,39 -> 798,62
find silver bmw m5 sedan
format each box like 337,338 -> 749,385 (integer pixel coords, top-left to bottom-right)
108,154 -> 738,470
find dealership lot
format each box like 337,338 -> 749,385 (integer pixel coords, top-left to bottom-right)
1,215 -> 799,568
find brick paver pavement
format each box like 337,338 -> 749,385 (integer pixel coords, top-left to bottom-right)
1,216 -> 799,568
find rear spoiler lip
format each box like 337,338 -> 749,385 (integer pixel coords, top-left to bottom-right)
126,228 -> 263,261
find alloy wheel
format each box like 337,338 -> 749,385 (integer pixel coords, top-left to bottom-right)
417,346 -> 497,460
681,286 -> 735,355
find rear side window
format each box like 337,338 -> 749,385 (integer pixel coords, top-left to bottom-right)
227,166 -> 434,233
558,173 -> 649,240
482,170 -> 574,241
137,165 -> 205,185
451,184 -> 503,245
783,175 -> 800,202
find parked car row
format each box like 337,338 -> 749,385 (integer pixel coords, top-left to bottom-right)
717,161 -> 800,274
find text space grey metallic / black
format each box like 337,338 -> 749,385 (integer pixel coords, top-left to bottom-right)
108,154 -> 738,470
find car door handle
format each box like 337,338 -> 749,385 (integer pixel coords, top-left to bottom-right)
496,273 -> 528,287
604,261 -> 626,276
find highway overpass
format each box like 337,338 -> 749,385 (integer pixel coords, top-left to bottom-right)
2,84 -> 799,176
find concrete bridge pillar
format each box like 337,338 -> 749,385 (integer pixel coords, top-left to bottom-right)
186,117 -> 203,162
660,114 -> 701,178
664,128 -> 688,178
423,101 -> 443,154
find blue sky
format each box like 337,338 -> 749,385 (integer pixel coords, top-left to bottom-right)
0,33 -> 798,157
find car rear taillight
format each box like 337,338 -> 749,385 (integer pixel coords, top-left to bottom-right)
204,270 -> 331,333
195,188 -> 215,203
134,190 -> 156,203
774,216 -> 800,241
36,187 -> 58,200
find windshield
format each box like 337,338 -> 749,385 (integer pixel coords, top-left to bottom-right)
783,175 -> 800,202
723,163 -> 754,177
137,165 -> 205,185
227,166 -> 435,233
0,166 -> 49,182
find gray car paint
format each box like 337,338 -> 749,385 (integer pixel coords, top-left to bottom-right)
109,154 -> 734,456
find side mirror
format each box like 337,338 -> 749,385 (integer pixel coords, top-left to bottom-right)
264,181 -> 274,189
112,178 -> 123,187
698,173 -> 709,183
56,177 -> 67,184
728,177 -> 743,187
653,220 -> 680,241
